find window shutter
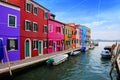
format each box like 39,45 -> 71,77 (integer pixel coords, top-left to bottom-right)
7,39 -> 10,50
46,40 -> 48,48
32,41 -> 34,49
36,24 -> 38,31
30,22 -> 33,31
30,4 -> 33,13
15,39 -> 18,50
43,40 -> 45,48
36,41 -> 38,49
24,20 -> 26,30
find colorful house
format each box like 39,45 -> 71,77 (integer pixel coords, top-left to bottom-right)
86,27 -> 91,49
79,25 -> 91,51
64,23 -> 73,50
75,25 -> 82,48
6,0 -> 49,59
79,25 -> 87,48
0,1 -> 20,62
71,23 -> 76,48
48,13 -> 65,53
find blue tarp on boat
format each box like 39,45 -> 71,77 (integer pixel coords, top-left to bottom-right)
0,39 -> 4,60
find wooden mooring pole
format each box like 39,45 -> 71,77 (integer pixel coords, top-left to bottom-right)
110,44 -> 119,75
4,46 -> 12,76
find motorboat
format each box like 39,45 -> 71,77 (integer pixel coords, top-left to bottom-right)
70,50 -> 81,56
101,50 -> 111,59
46,54 -> 68,65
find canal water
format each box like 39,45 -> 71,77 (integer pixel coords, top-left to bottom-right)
1,42 -> 119,80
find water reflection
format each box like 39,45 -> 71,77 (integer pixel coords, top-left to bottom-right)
0,42 -> 119,80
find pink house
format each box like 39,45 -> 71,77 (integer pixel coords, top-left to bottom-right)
48,13 -> 65,53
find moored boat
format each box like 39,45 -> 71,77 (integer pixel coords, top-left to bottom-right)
70,50 -> 81,56
46,54 -> 68,65
101,50 -> 111,59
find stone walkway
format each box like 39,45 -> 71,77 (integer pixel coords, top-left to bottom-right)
0,47 -> 80,74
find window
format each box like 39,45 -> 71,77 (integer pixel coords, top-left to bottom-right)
49,24 -> 53,32
25,20 -> 32,31
56,27 -> 61,33
57,41 -> 60,45
7,39 -> 18,51
66,29 -> 67,34
26,3 -> 32,12
44,25 -> 48,33
8,14 -> 16,27
43,40 -> 47,48
49,40 -> 53,47
34,7 -> 38,15
76,39 -> 78,43
44,12 -> 48,19
33,23 -> 38,32
32,40 -> 38,49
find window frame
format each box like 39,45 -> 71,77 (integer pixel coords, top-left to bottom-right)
49,24 -> 53,32
26,3 -> 32,12
44,25 -> 48,33
33,7 -> 38,15
7,38 -> 18,51
8,14 -> 17,28
25,20 -> 31,31
33,22 -> 38,32
32,40 -> 38,50
43,40 -> 47,48
44,12 -> 48,19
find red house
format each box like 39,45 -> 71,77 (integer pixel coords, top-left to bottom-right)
6,0 -> 49,59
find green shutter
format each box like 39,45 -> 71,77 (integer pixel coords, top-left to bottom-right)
7,39 -> 10,50
36,24 -> 38,31
36,41 -> 38,49
30,22 -> 33,31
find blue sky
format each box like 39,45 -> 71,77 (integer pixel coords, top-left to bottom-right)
35,0 -> 120,40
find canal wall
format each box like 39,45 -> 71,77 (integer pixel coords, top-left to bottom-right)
0,47 -> 81,75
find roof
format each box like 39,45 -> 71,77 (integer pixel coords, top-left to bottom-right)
49,18 -> 65,25
32,0 -> 50,12
0,0 -> 20,8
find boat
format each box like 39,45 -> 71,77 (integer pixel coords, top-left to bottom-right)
101,50 -> 111,59
70,50 -> 81,56
46,54 -> 68,65
94,42 -> 99,46
89,44 -> 95,49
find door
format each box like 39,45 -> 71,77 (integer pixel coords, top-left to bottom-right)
25,40 -> 30,58
53,42 -> 56,52
38,41 -> 42,55
0,39 -> 4,63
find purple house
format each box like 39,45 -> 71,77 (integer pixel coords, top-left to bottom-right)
0,1 -> 20,63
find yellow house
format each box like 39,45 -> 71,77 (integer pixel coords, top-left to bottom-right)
64,23 -> 73,50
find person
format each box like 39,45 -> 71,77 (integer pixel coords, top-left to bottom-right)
0,40 -> 4,63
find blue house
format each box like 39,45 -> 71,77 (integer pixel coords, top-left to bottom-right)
79,26 -> 87,51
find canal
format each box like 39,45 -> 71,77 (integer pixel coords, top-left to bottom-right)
1,42 -> 119,80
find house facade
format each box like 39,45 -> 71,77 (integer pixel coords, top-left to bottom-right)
64,24 -> 73,50
75,25 -> 82,48
48,13 -> 65,53
6,0 -> 49,59
0,1 -> 20,62
79,25 -> 87,50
